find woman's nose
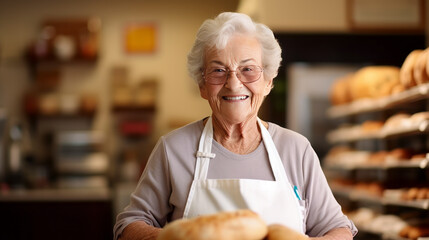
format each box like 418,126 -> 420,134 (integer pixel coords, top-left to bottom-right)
224,70 -> 242,89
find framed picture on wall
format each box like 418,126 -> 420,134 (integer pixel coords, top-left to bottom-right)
346,0 -> 425,32
124,23 -> 157,53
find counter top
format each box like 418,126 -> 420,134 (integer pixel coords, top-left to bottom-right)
0,187 -> 112,202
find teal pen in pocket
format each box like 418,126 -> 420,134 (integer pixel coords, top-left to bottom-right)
293,185 -> 301,200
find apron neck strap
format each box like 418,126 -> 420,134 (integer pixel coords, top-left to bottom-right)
194,116 -> 287,182
194,116 -> 215,180
257,118 -> 286,182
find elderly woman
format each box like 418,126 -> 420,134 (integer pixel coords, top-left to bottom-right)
114,12 -> 357,240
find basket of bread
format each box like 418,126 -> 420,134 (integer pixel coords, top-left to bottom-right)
157,209 -> 308,240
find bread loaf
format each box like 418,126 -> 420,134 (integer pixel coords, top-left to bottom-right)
388,148 -> 413,161
330,73 -> 353,105
383,113 -> 410,130
361,120 -> 384,133
400,50 -> 423,88
400,225 -> 429,240
157,210 -> 268,240
368,151 -> 389,164
410,111 -> 429,125
414,48 -> 429,85
350,66 -> 400,100
265,224 -> 308,240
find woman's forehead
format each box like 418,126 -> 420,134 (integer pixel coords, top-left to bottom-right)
204,36 -> 262,66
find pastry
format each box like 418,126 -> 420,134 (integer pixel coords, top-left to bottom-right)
265,224 -> 308,240
350,66 -> 401,100
383,113 -> 411,131
413,48 -> 429,85
157,210 -> 268,240
330,73 -> 353,105
361,120 -> 384,133
409,111 -> 429,125
400,50 -> 423,88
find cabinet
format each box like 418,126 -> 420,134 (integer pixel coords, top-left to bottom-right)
0,188 -> 113,240
109,67 -> 158,183
325,81 -> 429,240
17,18 -> 104,189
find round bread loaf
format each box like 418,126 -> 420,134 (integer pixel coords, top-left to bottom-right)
390,84 -> 405,95
406,187 -> 419,200
156,210 -> 268,240
414,48 -> 429,85
330,73 -> 353,105
388,148 -> 413,161
361,120 -> 384,133
400,50 -> 423,88
368,151 -> 389,163
350,66 -> 400,100
416,188 -> 428,200
407,226 -> 429,240
266,224 -> 308,240
410,111 -> 429,125
383,113 -> 410,131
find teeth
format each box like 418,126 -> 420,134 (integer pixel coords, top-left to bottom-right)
223,96 -> 248,100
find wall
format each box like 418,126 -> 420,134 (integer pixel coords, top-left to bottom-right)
257,0 -> 348,32
0,0 -> 238,142
241,0 -> 429,44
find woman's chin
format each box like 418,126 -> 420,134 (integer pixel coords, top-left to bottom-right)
216,112 -> 252,125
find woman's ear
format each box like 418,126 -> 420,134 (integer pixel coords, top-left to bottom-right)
199,84 -> 209,100
263,79 -> 274,96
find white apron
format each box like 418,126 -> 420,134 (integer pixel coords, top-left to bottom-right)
183,117 -> 305,234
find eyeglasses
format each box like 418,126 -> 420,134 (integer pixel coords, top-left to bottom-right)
202,65 -> 263,85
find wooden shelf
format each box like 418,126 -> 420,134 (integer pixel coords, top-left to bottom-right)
331,185 -> 429,210
0,187 -> 111,202
327,120 -> 429,143
112,105 -> 156,113
325,157 -> 429,171
327,83 -> 429,119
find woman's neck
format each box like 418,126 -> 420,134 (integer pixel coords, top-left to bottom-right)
209,115 -> 266,155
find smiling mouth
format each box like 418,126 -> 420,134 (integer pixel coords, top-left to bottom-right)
222,95 -> 249,101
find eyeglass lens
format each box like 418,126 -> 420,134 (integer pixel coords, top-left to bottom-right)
204,65 -> 262,84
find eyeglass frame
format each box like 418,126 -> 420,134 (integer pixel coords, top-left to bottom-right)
201,65 -> 264,85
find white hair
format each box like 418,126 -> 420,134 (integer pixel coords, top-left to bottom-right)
187,12 -> 282,86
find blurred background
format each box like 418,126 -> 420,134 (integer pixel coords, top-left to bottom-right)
0,0 -> 428,239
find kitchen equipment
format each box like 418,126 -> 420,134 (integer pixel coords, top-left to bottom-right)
54,130 -> 109,188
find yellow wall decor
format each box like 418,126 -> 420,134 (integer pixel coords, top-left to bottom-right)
124,24 -> 157,53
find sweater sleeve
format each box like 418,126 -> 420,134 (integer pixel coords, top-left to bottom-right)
302,143 -> 357,237
113,137 -> 172,240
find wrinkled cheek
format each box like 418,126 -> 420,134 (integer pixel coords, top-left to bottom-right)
208,96 -> 221,111
251,95 -> 264,112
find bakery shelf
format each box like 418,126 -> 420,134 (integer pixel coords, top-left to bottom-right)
327,83 -> 429,119
359,228 -> 429,240
355,226 -> 429,240
383,189 -> 429,210
325,158 -> 429,171
327,120 -> 429,144
332,186 -> 429,210
383,198 -> 429,210
385,237 -> 429,240
0,187 -> 111,202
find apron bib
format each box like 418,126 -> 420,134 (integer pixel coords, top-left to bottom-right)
183,117 -> 304,233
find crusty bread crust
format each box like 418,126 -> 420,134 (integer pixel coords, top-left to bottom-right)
157,210 -> 268,240
266,224 -> 308,240
414,48 -> 429,85
350,66 -> 400,100
400,50 -> 423,88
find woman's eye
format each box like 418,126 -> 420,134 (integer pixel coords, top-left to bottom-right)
212,68 -> 226,73
241,66 -> 255,72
